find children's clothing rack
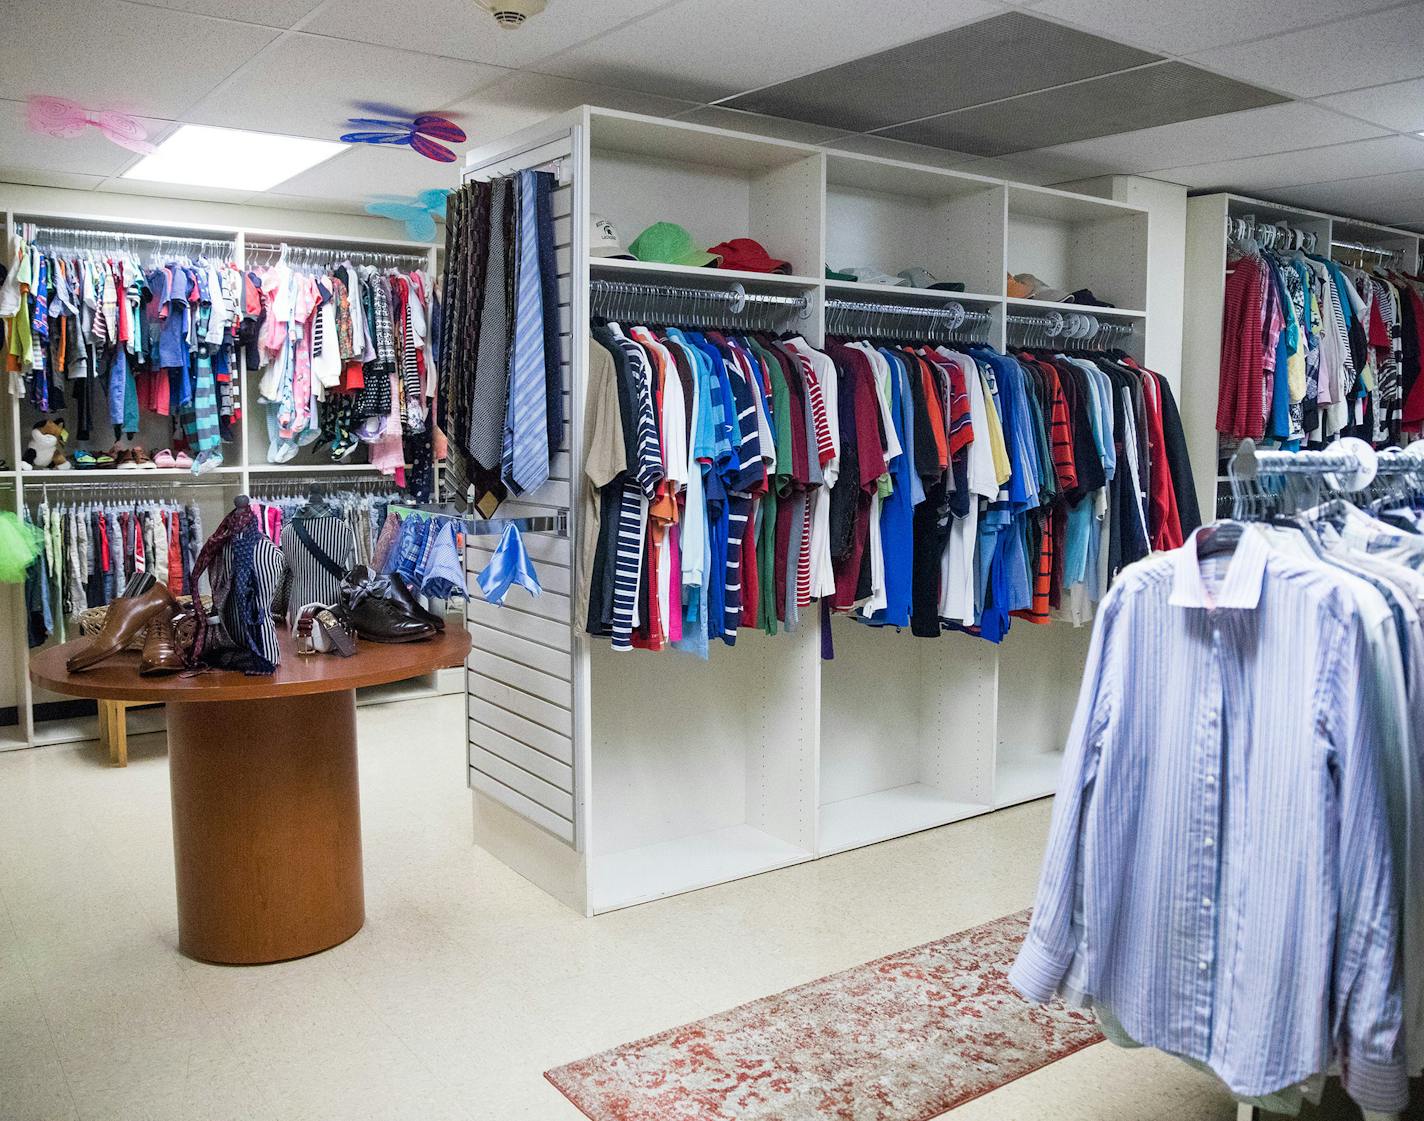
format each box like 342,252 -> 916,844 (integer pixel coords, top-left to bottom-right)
1,209 -> 451,750
460,105 -> 1157,915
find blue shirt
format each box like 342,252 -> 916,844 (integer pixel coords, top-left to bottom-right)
1011,526 -> 1406,1112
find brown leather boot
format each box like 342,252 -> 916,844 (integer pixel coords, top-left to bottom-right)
139,604 -> 184,676
67,583 -> 177,673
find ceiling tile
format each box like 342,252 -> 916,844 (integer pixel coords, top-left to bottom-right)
444,72 -> 698,154
1030,0 -> 1402,55
313,0 -> 672,67
256,192 -> 369,216
1020,102 -> 1387,176
124,0 -> 320,26
266,144 -> 461,204
823,133 -> 975,171
673,108 -> 851,146
1314,76 -> 1424,133
182,33 -> 503,139
1186,5 -> 1424,98
0,169 -> 104,192
539,0 -> 1001,104
951,151 -> 1106,184
99,179 -> 258,206
0,0 -> 277,118
1268,168 -> 1424,214
724,11 -> 1159,133
1153,134 -> 1424,191
878,62 -> 1285,156
0,100 -> 176,179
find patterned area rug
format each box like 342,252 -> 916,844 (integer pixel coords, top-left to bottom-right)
546,909 -> 1102,1121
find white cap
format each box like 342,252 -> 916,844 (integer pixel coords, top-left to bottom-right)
847,266 -> 909,287
590,214 -> 633,259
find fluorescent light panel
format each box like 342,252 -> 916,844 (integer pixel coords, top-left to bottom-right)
123,125 -> 347,192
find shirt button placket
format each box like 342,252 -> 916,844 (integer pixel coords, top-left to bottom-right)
1196,621 -> 1226,1041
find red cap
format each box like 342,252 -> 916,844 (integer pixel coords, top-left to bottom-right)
708,238 -> 791,274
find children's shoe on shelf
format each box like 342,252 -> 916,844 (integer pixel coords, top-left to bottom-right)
174,451 -> 194,469
152,449 -> 176,468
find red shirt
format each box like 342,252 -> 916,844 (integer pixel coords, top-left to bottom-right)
1218,254 -> 1268,439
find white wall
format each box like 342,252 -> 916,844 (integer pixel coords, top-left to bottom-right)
1055,175 -> 1187,392
0,183 -> 423,243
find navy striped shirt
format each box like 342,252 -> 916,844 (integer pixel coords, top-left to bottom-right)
1011,526 -> 1407,1112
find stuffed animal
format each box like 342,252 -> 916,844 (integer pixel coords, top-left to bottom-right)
21,418 -> 69,471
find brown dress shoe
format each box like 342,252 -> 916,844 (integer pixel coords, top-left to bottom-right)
68,583 -> 177,672
139,604 -> 185,676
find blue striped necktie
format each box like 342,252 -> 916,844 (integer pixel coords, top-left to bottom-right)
502,170 -> 549,495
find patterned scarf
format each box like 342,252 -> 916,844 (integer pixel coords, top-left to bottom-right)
187,501 -> 276,674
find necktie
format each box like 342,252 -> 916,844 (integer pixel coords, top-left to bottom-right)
502,170 -> 550,495
469,179 -> 511,470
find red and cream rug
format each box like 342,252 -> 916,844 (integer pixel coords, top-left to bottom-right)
546,909 -> 1102,1121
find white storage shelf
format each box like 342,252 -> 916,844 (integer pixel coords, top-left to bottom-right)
825,153 -> 1005,298
825,278 -> 1003,305
461,106 -> 1151,915
1007,184 -> 1149,315
589,256 -> 820,291
994,622 -> 1091,807
589,141 -> 822,281
586,630 -> 818,912
819,624 -> 997,855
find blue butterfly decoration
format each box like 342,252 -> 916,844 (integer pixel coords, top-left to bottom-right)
340,114 -> 466,162
364,189 -> 449,241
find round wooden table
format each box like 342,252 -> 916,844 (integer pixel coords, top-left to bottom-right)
31,626 -> 470,965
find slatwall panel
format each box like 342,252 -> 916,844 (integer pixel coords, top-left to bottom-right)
464,150 -> 578,847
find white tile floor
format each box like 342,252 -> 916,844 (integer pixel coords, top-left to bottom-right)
0,694 -> 1242,1121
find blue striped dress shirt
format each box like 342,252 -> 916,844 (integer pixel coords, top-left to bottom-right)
1010,526 -> 1407,1112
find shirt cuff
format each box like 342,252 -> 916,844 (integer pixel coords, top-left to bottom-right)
1345,1053 -> 1409,1114
1008,933 -> 1067,1004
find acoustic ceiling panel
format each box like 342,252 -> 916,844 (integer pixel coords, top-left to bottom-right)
723,11 -> 1160,134
1315,77 -> 1424,134
879,61 -> 1287,156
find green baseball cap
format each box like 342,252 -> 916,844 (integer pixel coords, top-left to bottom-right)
628,222 -> 721,268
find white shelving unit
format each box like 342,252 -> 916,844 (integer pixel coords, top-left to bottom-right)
1,207 -> 456,750
1181,192 -> 1423,520
460,106 -> 1154,915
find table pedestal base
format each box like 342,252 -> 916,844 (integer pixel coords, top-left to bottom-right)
167,691 -> 364,964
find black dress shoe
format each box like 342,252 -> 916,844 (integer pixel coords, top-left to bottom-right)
382,572 -> 446,632
339,578 -> 435,644
341,566 -> 445,632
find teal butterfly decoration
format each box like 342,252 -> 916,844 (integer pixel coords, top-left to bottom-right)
364,189 -> 449,241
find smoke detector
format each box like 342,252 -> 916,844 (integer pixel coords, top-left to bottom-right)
474,0 -> 546,29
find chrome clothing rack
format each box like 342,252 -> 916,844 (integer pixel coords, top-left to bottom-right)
825,296 -> 992,342
392,500 -> 569,539
18,222 -> 236,256
244,240 -> 430,269
590,278 -> 809,329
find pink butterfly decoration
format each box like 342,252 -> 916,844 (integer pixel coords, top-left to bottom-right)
26,96 -> 157,155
